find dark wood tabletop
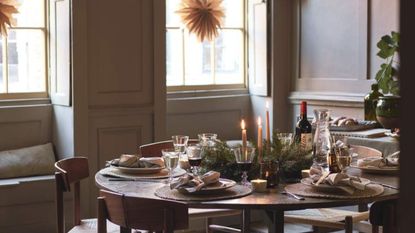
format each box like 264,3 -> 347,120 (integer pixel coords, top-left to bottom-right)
95,167 -> 399,233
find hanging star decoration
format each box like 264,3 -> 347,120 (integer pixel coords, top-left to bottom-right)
0,0 -> 19,37
176,0 -> 225,42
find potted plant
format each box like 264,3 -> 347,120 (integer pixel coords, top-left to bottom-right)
374,31 -> 400,129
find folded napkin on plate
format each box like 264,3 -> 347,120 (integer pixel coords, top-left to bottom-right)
357,151 -> 399,168
170,171 -> 220,193
111,154 -> 164,168
310,169 -> 368,194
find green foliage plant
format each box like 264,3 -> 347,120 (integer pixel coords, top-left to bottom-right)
375,31 -> 400,95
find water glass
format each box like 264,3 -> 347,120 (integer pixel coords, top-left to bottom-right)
233,146 -> 256,186
161,148 -> 180,184
186,145 -> 203,176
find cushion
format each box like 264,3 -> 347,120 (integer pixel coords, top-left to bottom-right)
0,143 -> 56,179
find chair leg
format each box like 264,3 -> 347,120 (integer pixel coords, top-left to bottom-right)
241,209 -> 250,233
345,216 -> 353,233
206,217 -> 213,233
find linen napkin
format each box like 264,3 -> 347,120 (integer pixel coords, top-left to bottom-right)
310,169 -> 368,194
170,171 -> 220,193
111,155 -> 164,168
357,151 -> 400,168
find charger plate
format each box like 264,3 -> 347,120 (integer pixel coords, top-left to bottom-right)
176,178 -> 236,195
111,165 -> 165,174
285,182 -> 384,199
155,184 -> 252,201
350,164 -> 399,175
99,167 -> 186,179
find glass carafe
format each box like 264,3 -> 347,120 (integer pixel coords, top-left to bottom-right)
312,109 -> 331,170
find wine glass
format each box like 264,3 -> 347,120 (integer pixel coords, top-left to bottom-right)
198,133 -> 217,147
336,151 -> 352,172
161,148 -> 180,184
277,133 -> 293,151
172,135 -> 189,153
233,146 -> 256,186
186,145 -> 203,176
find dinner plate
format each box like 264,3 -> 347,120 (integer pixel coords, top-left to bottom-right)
177,178 -> 236,195
111,165 -> 165,174
350,164 -> 399,175
300,178 -> 370,193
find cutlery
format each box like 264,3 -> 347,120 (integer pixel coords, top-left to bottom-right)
370,181 -> 399,190
108,178 -> 165,183
281,191 -> 305,200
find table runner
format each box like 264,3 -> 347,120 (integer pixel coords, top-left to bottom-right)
155,185 -> 252,201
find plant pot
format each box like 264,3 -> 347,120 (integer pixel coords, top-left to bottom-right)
376,96 -> 400,129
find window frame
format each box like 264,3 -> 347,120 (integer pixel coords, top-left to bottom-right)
0,0 -> 49,100
166,0 -> 248,92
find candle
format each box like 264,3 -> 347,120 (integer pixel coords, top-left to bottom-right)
241,119 -> 247,153
257,116 -> 263,163
265,101 -> 270,150
251,179 -> 267,192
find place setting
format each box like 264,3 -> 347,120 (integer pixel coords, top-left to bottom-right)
154,133 -> 254,201
285,136 -> 394,199
99,153 -> 186,181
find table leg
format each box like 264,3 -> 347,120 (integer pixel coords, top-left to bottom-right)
264,210 -> 284,233
242,209 -> 251,233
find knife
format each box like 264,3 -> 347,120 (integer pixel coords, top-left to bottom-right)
281,191 -> 305,200
370,181 -> 399,190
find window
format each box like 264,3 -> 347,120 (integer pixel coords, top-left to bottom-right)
0,0 -> 47,99
166,0 -> 246,91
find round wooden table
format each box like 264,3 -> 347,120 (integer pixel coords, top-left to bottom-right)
95,168 -> 398,233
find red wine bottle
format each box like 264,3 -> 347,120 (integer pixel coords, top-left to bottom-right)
295,101 -> 312,151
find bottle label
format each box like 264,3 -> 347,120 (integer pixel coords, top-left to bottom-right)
300,133 -> 312,151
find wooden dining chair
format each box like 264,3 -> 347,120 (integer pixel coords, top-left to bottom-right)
55,157 -> 120,233
98,189 -> 189,233
139,140 -> 244,233
284,208 -> 372,233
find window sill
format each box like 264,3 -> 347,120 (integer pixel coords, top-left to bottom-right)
0,98 -> 51,107
167,88 -> 249,100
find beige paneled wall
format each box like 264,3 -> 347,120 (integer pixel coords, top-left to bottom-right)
72,0 -> 166,215
167,95 -> 252,140
290,0 -> 400,122
0,105 -> 52,151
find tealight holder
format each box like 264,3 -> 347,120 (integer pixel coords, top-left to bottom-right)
259,160 -> 279,188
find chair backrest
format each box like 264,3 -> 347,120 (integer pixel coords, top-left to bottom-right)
55,157 -> 89,233
139,139 -> 199,157
98,190 -> 189,233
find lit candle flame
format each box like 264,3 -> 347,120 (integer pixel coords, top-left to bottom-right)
241,119 -> 246,130
257,116 -> 262,126
266,101 -> 269,109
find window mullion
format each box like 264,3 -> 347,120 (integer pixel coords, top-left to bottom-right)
2,36 -> 8,93
181,28 -> 186,86
211,40 -> 215,84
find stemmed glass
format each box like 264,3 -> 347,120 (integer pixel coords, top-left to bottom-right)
172,135 -> 189,170
198,133 -> 217,147
233,146 -> 256,186
336,151 -> 352,172
186,145 -> 203,176
172,135 -> 189,153
161,148 -> 180,184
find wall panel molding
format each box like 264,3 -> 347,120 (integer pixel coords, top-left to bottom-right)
295,0 -> 372,93
87,0 -> 153,107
